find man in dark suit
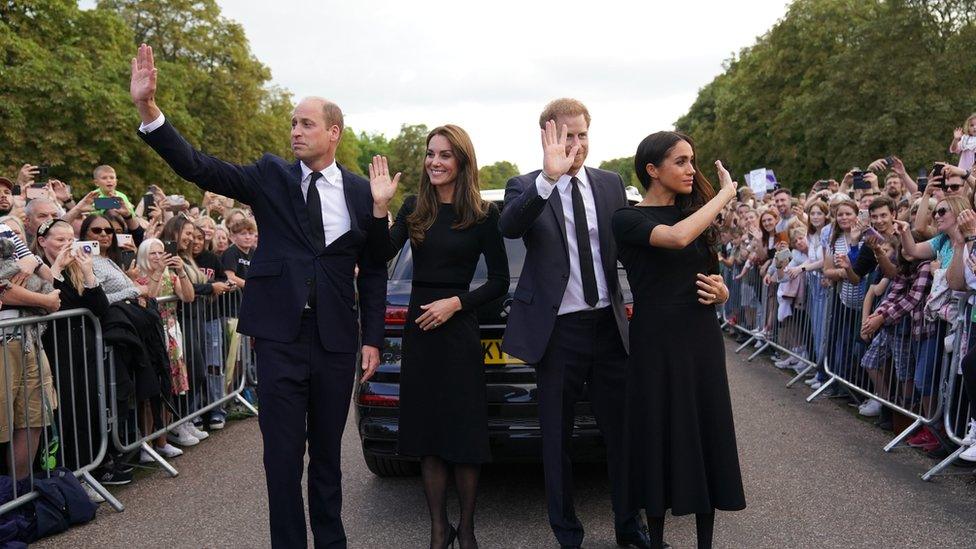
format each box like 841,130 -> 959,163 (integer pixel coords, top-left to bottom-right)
130,44 -> 393,549
499,98 -> 652,549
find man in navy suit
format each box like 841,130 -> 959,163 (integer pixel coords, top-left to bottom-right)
130,44 -> 393,548
499,99 -> 652,549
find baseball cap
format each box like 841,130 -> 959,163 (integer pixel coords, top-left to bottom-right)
0,177 -> 12,190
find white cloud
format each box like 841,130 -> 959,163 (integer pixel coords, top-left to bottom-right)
87,0 -> 790,172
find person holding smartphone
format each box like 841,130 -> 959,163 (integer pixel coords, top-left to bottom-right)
91,165 -> 136,214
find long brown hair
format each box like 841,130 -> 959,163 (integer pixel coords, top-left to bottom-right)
406,125 -> 488,245
634,131 -> 718,248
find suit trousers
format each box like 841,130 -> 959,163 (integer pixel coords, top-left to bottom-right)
535,306 -> 636,547
255,310 -> 356,549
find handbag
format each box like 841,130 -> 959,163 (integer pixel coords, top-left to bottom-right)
29,467 -> 97,541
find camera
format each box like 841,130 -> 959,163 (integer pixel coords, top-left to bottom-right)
852,170 -> 870,190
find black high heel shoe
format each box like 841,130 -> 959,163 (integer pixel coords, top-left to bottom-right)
445,524 -> 458,549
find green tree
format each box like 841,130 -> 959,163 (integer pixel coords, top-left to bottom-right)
336,128 -> 363,175
676,0 -> 976,191
478,161 -> 519,190
387,124 -> 428,213
356,131 -> 391,175
598,157 -> 639,189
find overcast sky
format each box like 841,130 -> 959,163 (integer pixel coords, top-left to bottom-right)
91,0 -> 791,172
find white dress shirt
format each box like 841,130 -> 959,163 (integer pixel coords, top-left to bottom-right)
139,112 -> 352,246
535,169 -> 610,315
300,161 -> 350,246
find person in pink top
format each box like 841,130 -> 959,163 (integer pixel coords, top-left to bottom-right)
949,113 -> 976,171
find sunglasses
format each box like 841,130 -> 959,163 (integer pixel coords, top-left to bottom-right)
945,184 -> 964,192
88,227 -> 115,235
933,207 -> 950,218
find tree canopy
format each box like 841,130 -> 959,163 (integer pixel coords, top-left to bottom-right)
675,0 -> 976,190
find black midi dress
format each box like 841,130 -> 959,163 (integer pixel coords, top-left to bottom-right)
611,205 -> 746,517
385,196 -> 509,463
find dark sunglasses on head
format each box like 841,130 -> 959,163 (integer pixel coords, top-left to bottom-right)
89,227 -> 115,235
933,207 -> 950,218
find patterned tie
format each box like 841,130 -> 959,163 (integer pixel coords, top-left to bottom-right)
306,171 -> 325,250
570,177 -> 598,307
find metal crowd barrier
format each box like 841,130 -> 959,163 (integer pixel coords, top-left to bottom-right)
923,294 -> 976,480
808,277 -> 957,454
107,291 -> 257,477
0,309 -> 122,514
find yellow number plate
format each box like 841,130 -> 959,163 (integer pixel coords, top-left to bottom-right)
482,339 -> 523,365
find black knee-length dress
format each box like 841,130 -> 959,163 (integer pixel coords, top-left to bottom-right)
384,196 -> 509,463
612,205 -> 746,517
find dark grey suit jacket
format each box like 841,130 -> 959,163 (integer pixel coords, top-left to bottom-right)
498,167 -> 629,364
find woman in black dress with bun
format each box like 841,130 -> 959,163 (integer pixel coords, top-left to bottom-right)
372,125 -> 509,549
612,131 -> 745,549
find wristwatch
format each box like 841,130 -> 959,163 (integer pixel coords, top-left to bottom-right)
965,235 -> 976,243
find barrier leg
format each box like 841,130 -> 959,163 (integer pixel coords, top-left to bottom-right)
80,470 -> 125,512
234,393 -> 259,416
806,376 -> 835,403
140,441 -> 179,477
735,335 -> 757,354
747,341 -> 770,361
883,418 -> 922,453
787,363 -> 815,387
921,446 -> 973,481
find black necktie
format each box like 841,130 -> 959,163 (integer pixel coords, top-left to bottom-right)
306,171 -> 325,250
570,177 -> 599,307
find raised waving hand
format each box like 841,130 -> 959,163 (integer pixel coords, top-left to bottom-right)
540,119 -> 579,182
368,155 -> 400,218
130,44 -> 162,123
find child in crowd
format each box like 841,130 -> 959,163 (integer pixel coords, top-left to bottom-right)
222,217 -> 257,288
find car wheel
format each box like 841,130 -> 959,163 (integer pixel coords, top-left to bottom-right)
363,451 -> 420,477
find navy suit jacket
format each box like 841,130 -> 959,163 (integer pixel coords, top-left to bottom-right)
139,121 -> 388,353
499,167 -> 629,364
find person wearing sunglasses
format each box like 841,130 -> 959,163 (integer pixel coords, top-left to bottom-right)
78,215 -> 145,304
897,195 -> 973,440
914,164 -> 969,239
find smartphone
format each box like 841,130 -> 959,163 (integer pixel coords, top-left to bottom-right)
163,240 -> 179,256
864,226 -> 883,241
852,171 -> 870,190
143,193 -> 155,211
25,185 -> 46,200
774,248 -> 791,263
115,233 -> 134,248
118,250 -> 135,269
858,209 -> 870,224
884,156 -> 895,168
72,240 -> 101,256
918,168 -> 928,192
932,163 -> 946,179
11,185 -> 20,196
36,165 -> 49,182
94,196 -> 122,210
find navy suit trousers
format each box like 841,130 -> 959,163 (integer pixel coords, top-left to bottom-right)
255,310 -> 356,549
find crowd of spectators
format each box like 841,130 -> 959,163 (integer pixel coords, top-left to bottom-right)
716,114 -> 976,465
0,162 -> 257,503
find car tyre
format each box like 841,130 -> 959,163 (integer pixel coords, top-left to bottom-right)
363,451 -> 420,477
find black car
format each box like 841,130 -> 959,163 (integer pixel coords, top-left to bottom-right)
355,188 -> 640,476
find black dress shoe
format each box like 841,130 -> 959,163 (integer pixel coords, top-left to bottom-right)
616,526 -> 652,549
616,527 -> 671,549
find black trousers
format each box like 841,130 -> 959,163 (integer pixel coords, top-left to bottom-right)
255,310 -> 356,549
536,307 -> 636,547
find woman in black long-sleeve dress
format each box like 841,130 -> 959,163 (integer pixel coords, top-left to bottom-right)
373,125 -> 509,549
612,132 -> 745,549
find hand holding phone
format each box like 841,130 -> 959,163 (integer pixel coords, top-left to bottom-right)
94,196 -> 123,210
72,240 -> 101,256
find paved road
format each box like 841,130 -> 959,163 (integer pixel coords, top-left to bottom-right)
38,339 -> 976,548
